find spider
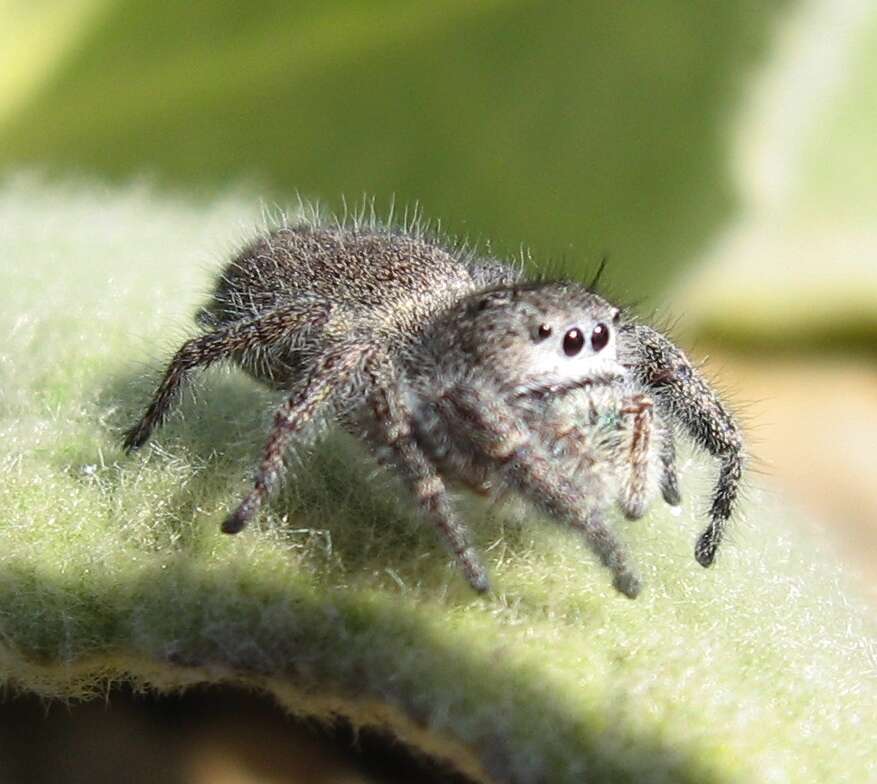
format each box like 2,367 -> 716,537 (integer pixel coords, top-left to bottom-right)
123,220 -> 744,598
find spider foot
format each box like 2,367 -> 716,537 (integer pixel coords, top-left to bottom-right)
661,483 -> 682,507
458,547 -> 491,593
621,498 -> 648,521
122,423 -> 150,453
694,527 -> 720,567
612,570 -> 642,599
222,495 -> 260,534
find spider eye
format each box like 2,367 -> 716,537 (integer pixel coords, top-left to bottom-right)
591,322 -> 610,352
537,323 -> 552,341
563,327 -> 585,356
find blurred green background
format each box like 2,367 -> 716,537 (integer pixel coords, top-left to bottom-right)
3,3 -> 877,783
0,0 -> 785,296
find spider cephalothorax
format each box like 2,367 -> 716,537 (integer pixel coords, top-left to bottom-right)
123,221 -> 744,598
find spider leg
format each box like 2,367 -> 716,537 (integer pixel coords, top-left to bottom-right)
626,325 -> 744,566
122,303 -> 330,452
659,425 -> 682,506
222,341 -> 370,534
617,393 -> 655,520
441,383 -> 640,598
363,358 -> 489,592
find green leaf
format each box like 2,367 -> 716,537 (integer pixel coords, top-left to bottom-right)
1,177 -> 874,783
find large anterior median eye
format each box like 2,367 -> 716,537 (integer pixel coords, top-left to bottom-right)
590,322 -> 610,352
563,327 -> 585,356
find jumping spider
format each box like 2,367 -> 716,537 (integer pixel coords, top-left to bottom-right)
123,220 -> 744,598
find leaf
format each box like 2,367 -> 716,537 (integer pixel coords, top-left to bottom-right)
1,176 -> 874,783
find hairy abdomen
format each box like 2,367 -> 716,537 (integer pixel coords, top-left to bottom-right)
198,225 -> 476,333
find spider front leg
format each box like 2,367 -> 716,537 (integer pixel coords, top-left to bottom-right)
659,426 -> 682,507
617,393 -> 655,521
627,325 -> 745,567
441,382 -> 641,598
616,400 -> 681,516
222,341 -> 371,534
363,358 -> 489,593
123,303 -> 330,452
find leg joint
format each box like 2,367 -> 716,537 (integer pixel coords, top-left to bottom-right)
487,432 -> 529,463
414,475 -> 444,500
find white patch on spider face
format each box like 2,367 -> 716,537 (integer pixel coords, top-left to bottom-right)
513,321 -> 625,392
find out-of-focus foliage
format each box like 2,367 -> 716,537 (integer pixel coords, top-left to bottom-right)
675,2 -> 877,351
0,0 -> 785,295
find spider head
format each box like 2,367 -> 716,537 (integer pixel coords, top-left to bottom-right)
461,282 -> 625,396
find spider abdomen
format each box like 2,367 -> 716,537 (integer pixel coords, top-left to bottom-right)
199,226 -> 477,338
